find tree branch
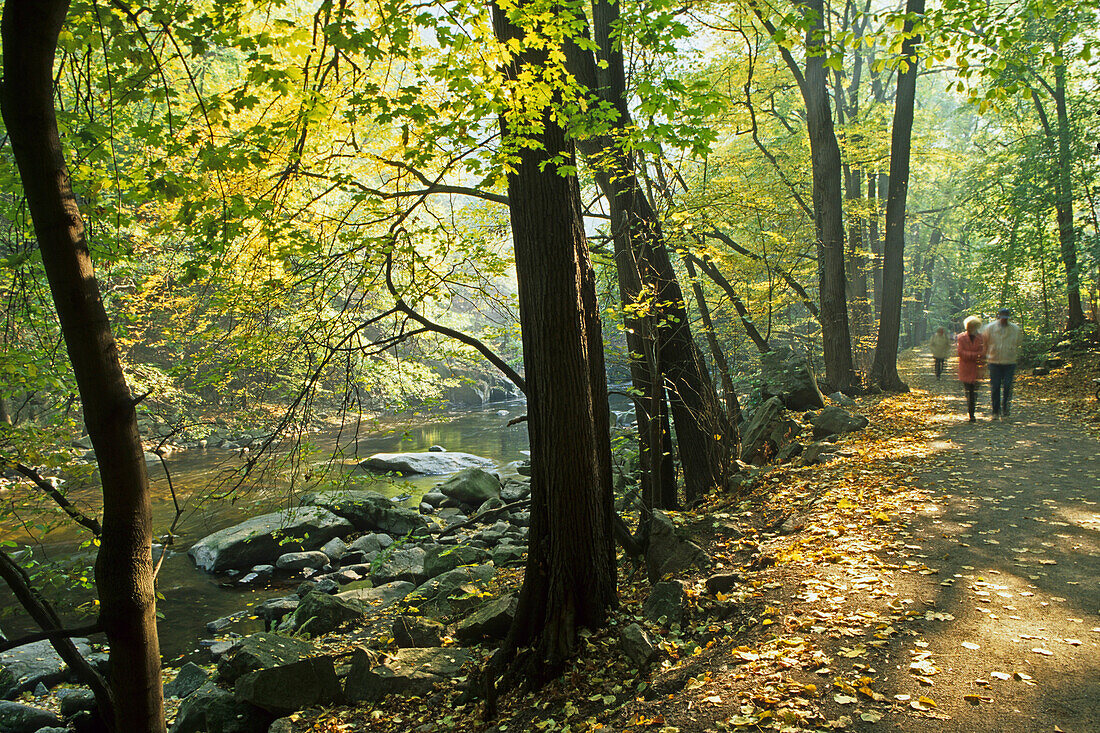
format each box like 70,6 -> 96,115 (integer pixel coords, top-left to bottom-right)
704,229 -> 820,318
4,459 -> 102,536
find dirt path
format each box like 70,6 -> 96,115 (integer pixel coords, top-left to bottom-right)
609,349 -> 1100,733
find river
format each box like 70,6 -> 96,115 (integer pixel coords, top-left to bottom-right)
2,400 -> 533,661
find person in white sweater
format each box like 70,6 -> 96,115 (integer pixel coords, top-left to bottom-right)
929,327 -> 952,380
981,308 -> 1022,419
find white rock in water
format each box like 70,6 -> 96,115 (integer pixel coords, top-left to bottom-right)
359,452 -> 495,475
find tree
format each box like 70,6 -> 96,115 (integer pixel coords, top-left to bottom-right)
871,0 -> 926,390
1,0 -> 165,730
484,0 -> 617,698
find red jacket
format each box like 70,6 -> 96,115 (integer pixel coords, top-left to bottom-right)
956,331 -> 985,383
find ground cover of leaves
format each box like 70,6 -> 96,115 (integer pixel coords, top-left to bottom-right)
288,348 -> 1100,733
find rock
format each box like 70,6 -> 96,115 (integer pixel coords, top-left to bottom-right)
216,634 -> 312,685
490,544 -> 526,567
56,687 -> 95,717
760,346 -> 825,410
645,511 -> 708,584
392,616 -> 445,648
810,406 -> 869,439
343,647 -> 474,702
799,442 -> 826,466
370,546 -> 428,585
278,592 -> 369,636
453,594 -> 517,644
268,719 -> 294,733
301,491 -> 429,537
0,700 -> 63,732
423,544 -> 492,579
704,573 -> 744,595
33,682 -> 47,697
1032,366 -> 1051,376
775,442 -> 803,463
255,598 -> 299,631
740,397 -> 802,465
436,468 -> 501,507
336,580 -> 416,612
188,508 -> 353,573
298,577 -> 339,597
319,537 -> 347,561
408,563 -> 496,616
165,662 -> 211,699
234,656 -> 342,716
500,480 -> 530,503
476,496 -> 507,516
250,565 -> 275,580
420,491 -> 448,508
619,623 -> 658,667
170,682 -> 273,733
359,452 -> 495,476
275,551 -> 330,572
348,533 -> 393,555
0,638 -> 91,698
428,445 -> 446,452
827,391 -> 857,407
644,580 -> 687,625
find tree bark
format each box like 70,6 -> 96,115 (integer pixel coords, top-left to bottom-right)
802,0 -> 857,391
870,0 -> 924,391
0,2 -> 165,731
488,0 -> 616,690
1052,49 -> 1084,330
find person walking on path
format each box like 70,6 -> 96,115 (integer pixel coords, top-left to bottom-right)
981,307 -> 1022,419
957,316 -> 985,422
929,327 -> 951,379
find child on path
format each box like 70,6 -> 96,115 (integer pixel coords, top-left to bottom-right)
957,316 -> 985,422
929,327 -> 951,379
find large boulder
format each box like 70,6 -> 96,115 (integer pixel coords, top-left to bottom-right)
408,563 -> 496,616
435,468 -> 501,507
336,581 -> 416,613
359,452 -> 495,476
810,406 -> 869,439
216,634 -> 312,685
0,638 -> 91,698
279,592 -> 369,636
453,594 -> 517,644
760,347 -> 825,410
188,508 -> 353,573
644,580 -> 687,625
0,700 -> 63,732
170,682 -> 273,733
370,546 -> 428,586
739,397 -> 801,465
301,490 -> 429,537
165,662 -> 210,699
392,616 -> 445,648
343,647 -> 474,702
645,511 -> 708,584
423,543 -> 492,579
234,656 -> 342,715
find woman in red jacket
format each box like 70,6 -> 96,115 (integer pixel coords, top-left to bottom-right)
957,315 -> 985,422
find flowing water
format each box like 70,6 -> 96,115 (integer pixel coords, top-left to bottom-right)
2,401 -> 533,660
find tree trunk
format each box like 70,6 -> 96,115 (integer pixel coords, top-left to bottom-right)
569,0 -> 733,504
489,0 -> 616,689
868,172 -> 884,314
682,253 -> 742,447
803,0 -> 856,391
1052,50 -> 1084,330
0,3 -> 165,731
870,0 -> 924,391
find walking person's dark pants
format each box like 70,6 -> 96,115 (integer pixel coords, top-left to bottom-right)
934,358 -> 944,379
989,363 -> 1016,415
963,382 -> 978,421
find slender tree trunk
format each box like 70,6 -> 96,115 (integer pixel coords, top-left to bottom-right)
488,0 -> 616,691
871,0 -> 924,391
869,172 -> 884,314
569,0 -> 732,504
1052,51 -> 1084,330
0,3 -> 165,731
803,0 -> 856,391
682,253 -> 742,446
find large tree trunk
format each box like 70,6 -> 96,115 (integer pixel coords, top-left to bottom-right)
871,0 -> 924,391
488,0 -> 616,690
803,0 -> 856,392
0,2 -> 165,731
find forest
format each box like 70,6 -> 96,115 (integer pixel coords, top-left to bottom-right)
0,0 -> 1098,731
